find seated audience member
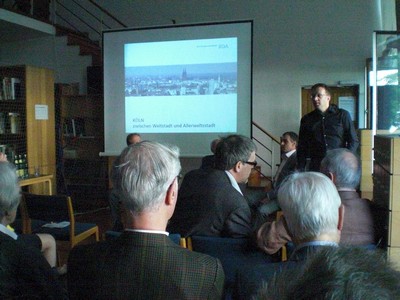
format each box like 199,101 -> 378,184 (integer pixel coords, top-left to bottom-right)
126,132 -> 141,146
0,161 -> 66,299
168,134 -> 260,238
68,141 -> 225,299
257,131 -> 298,217
257,148 -> 374,254
233,172 -> 343,299
200,138 -> 221,169
109,133 -> 142,231
0,152 -> 66,274
255,246 -> 400,300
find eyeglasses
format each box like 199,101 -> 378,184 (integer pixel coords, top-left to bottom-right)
310,93 -> 328,99
243,160 -> 257,167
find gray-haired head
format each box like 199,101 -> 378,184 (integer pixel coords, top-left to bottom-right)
0,161 -> 21,220
256,247 -> 400,300
278,172 -> 341,242
320,148 -> 361,190
112,141 -> 181,214
214,135 -> 256,171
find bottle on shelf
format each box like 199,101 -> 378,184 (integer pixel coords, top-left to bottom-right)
23,153 -> 29,178
18,155 -> 24,179
14,155 -> 20,178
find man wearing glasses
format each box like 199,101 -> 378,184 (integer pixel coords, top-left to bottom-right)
297,83 -> 359,171
168,134 -> 259,238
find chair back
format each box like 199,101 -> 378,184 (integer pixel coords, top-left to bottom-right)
21,193 -> 99,248
187,236 -> 272,295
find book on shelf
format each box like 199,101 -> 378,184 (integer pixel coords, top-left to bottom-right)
64,117 -> 86,137
11,78 -> 21,99
1,77 -> 21,100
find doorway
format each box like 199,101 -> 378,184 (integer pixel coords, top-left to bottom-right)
301,85 -> 359,128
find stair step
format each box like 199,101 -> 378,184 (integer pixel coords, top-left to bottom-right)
55,25 -> 102,67
56,25 -> 89,39
67,34 -> 100,50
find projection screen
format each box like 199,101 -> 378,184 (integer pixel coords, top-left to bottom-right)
102,20 -> 253,157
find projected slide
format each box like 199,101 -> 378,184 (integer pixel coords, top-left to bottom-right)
124,38 -> 237,133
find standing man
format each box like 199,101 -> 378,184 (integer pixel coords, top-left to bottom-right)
109,133 -> 141,231
68,141 -> 225,299
257,131 -> 298,216
297,83 -> 359,171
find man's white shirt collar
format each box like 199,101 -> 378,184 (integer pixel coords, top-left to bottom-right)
125,229 -> 169,236
284,149 -> 296,159
225,170 -> 243,195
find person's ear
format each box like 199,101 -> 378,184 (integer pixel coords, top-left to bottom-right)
327,171 -> 335,182
234,161 -> 242,173
337,204 -> 345,231
165,178 -> 177,206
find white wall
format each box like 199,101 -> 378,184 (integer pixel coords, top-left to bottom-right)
0,36 -> 92,94
0,0 -> 396,174
95,0 -> 395,136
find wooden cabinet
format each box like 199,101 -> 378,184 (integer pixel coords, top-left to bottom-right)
56,90 -> 107,210
373,134 -> 400,267
0,65 -> 55,194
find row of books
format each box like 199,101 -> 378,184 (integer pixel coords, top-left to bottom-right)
0,77 -> 21,100
63,118 -> 86,137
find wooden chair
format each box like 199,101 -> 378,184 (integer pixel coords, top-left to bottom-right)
21,193 -> 99,248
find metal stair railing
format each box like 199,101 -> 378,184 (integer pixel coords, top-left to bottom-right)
52,0 -> 127,43
252,121 -> 281,179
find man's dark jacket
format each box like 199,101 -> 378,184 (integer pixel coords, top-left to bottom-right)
168,168 -> 254,238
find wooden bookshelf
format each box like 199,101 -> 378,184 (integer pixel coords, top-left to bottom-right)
0,65 -> 55,194
56,89 -> 107,209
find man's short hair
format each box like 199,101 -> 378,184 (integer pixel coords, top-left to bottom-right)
112,141 -> 181,213
126,133 -> 141,146
278,172 -> 341,241
311,83 -> 331,96
257,246 -> 400,300
0,162 -> 20,219
282,131 -> 298,144
214,135 -> 256,171
320,148 -> 361,190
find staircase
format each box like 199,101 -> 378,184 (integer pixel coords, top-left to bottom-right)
55,25 -> 102,67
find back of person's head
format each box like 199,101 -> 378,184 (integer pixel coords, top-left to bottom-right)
311,83 -> 331,96
256,246 -> 400,300
278,172 -> 341,242
0,161 -> 20,220
282,131 -> 298,144
210,138 -> 221,154
214,134 -> 256,171
112,141 -> 181,213
126,133 -> 141,146
320,148 -> 361,190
